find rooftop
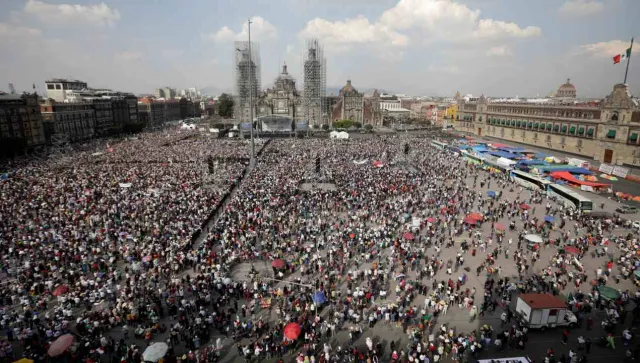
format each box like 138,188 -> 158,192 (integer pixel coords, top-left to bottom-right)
45,78 -> 87,84
519,293 -> 567,309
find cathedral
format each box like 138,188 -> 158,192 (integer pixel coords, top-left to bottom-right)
256,63 -> 303,122
330,80 -> 382,126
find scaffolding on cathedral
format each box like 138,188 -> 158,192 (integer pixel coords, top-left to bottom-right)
302,39 -> 326,126
234,41 -> 261,126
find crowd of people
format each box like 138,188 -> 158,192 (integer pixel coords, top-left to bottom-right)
0,128 -> 637,363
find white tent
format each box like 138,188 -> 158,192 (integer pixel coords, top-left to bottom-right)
330,131 -> 349,139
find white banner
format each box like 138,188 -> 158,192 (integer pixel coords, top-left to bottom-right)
612,165 -> 629,178
580,185 -> 594,192
598,163 -> 614,175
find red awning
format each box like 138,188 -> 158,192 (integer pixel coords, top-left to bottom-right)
550,171 -> 610,188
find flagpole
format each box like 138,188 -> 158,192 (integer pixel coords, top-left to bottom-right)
624,37 -> 633,84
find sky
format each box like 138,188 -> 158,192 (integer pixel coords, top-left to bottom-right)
0,0 -> 639,98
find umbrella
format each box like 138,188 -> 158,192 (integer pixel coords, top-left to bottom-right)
519,203 -> 531,210
463,217 -> 478,225
403,232 -> 414,240
222,277 -> 232,285
349,233 -> 355,239
426,217 -> 435,223
142,255 -> 152,262
373,161 -> 384,168
271,259 -> 286,269
597,286 -> 621,301
524,234 -> 543,243
284,322 -> 302,340
487,191 -> 496,197
142,342 -> 169,362
52,285 -> 69,297
467,213 -> 483,221
48,334 -> 75,357
394,273 -> 406,280
312,291 -> 327,305
564,246 -> 580,255
544,215 -> 556,223
494,223 -> 505,231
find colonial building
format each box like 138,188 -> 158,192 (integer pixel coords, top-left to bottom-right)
256,64 -> 303,121
454,82 -> 640,167
0,92 -> 46,157
40,99 -> 95,142
330,80 -> 382,126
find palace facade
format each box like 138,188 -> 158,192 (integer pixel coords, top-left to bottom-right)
454,82 -> 640,167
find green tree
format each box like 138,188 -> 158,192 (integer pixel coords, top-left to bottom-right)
216,93 -> 234,118
353,121 -> 362,129
364,124 -> 373,131
332,120 -> 342,129
339,119 -> 353,129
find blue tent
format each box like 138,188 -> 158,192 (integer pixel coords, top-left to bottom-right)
544,215 -> 556,223
471,145 -> 489,153
497,147 -> 525,153
487,151 -> 521,160
517,160 -> 549,166
312,291 -> 327,305
487,191 -> 496,197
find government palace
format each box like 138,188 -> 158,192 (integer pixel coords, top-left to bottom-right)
453,81 -> 640,168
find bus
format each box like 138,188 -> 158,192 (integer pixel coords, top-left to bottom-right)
547,184 -> 593,212
463,153 -> 484,166
484,159 -> 512,174
430,140 -> 448,150
510,170 -> 552,191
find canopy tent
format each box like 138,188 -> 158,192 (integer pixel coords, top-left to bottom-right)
533,165 -> 594,175
549,171 -> 610,188
524,234 -> 543,243
496,146 -> 525,153
467,213 -> 483,221
489,143 -> 510,148
487,151 -> 522,160
143,343 -> 169,362
463,217 -> 478,225
597,286 -> 621,301
471,145 -> 489,153
312,291 -> 327,305
517,159 -> 549,166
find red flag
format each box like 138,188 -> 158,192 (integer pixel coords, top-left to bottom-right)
613,54 -> 621,64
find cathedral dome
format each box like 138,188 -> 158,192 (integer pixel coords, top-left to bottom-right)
340,80 -> 358,95
556,78 -> 576,98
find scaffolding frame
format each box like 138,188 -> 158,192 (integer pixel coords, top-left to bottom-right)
234,41 -> 261,125
48,133 -> 74,166
302,39 -> 326,126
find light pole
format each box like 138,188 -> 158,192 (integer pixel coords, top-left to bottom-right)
247,18 -> 255,162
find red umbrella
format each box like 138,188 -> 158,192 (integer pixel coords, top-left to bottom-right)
403,232 -> 414,240
349,233 -> 355,239
564,246 -> 580,255
52,285 -> 69,297
48,334 -> 75,357
467,213 -> 483,221
271,259 -> 285,269
519,203 -> 531,210
495,223 -> 505,231
463,217 -> 477,225
284,322 -> 302,340
426,217 -> 435,223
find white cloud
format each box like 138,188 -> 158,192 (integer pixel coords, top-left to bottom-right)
114,51 -> 143,62
579,39 -> 638,58
205,16 -> 277,42
24,0 -> 121,28
298,0 -> 540,55
0,22 -> 42,39
486,45 -> 513,57
559,0 -> 604,17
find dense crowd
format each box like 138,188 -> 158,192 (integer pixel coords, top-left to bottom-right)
0,129 -> 637,363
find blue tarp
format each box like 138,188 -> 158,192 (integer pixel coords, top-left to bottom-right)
497,147 -> 525,153
517,160 -> 549,166
533,166 -> 594,175
487,151 -> 522,159
471,145 -> 489,153
535,153 -> 548,159
488,191 -> 496,197
312,291 -> 327,305
544,215 -> 556,223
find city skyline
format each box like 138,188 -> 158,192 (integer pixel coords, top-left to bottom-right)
0,0 -> 639,98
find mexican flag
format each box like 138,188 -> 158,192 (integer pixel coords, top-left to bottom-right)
613,44 -> 632,64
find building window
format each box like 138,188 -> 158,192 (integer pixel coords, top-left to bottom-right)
47,84 -> 54,90
55,84 -> 61,90
606,130 -> 616,139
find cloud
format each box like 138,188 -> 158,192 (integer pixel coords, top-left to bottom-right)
427,65 -> 460,74
0,22 -> 42,39
299,0 -> 540,55
23,0 -> 121,28
579,40 -> 638,58
299,16 -> 408,52
558,0 -> 604,17
114,51 -> 143,62
205,16 -> 277,42
486,45 -> 513,57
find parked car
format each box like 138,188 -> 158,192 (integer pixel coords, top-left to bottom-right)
616,205 -> 638,214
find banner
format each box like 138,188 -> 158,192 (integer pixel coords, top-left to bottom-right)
598,163 -> 614,175
612,165 -> 629,178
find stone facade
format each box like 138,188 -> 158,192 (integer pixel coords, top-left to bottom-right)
256,64 -> 303,121
330,81 -> 382,126
454,83 -> 640,167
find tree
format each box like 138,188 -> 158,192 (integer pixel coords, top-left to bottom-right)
322,124 -> 329,131
353,121 -> 362,129
216,93 -> 234,118
364,124 -> 373,131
